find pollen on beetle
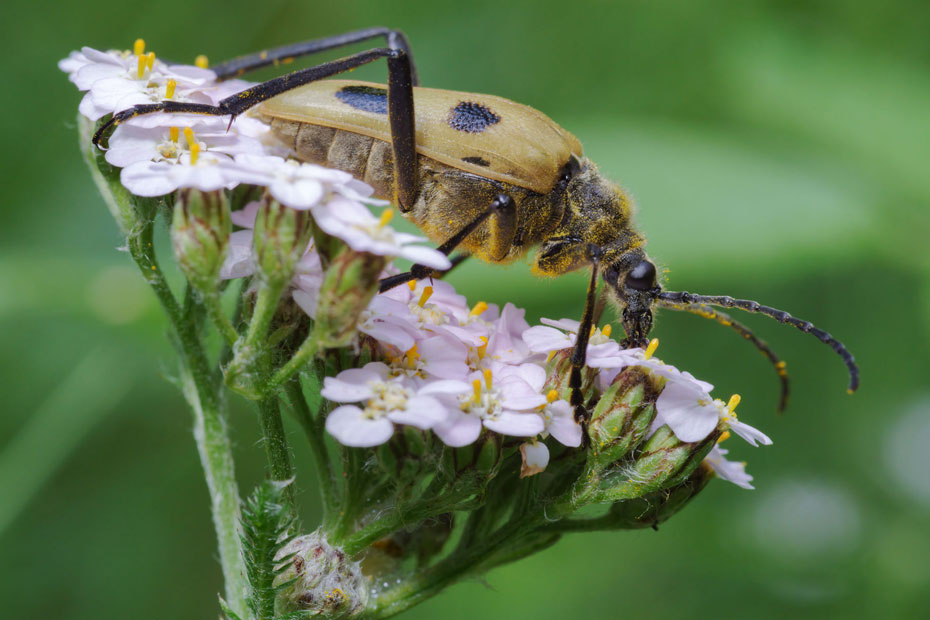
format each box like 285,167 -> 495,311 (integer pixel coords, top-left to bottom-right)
470,301 -> 488,317
194,54 -> 209,69
169,126 -> 179,143
165,79 -> 177,99
133,39 -> 145,56
417,286 -> 433,308
644,338 -> 659,360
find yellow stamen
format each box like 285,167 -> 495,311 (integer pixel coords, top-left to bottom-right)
602,324 -> 612,338
169,126 -> 179,143
145,51 -> 155,71
133,39 -> 145,56
417,286 -> 433,308
165,78 -> 176,99
546,389 -> 558,403
546,350 -> 557,363
726,394 -> 741,413
469,301 -> 488,317
644,338 -> 659,360
183,126 -> 195,148
189,142 -> 200,165
589,325 -> 596,338
717,430 -> 731,443
136,54 -> 146,78
405,343 -> 419,370
378,208 -> 394,228
477,336 -> 488,360
194,54 -> 209,69
483,368 -> 493,390
472,379 -> 482,401
406,280 -> 417,292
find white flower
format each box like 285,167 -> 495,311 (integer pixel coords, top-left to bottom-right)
322,362 -> 469,447
523,318 -> 632,368
520,440 -> 550,478
540,394 -> 582,447
653,381 -> 772,446
230,153 -> 372,209
105,121 -> 266,168
704,445 -> 755,489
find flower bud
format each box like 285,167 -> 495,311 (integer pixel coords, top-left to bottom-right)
375,426 -> 434,482
274,531 -> 368,617
313,249 -> 386,348
587,367 -> 661,469
607,464 -> 713,529
170,189 -> 231,292
252,196 -> 313,287
441,431 -> 503,482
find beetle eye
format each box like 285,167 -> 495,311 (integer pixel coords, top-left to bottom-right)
558,155 -> 582,184
625,260 -> 657,291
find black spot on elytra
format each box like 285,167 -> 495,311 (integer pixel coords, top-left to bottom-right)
461,156 -> 491,167
448,101 -> 500,133
335,85 -> 388,114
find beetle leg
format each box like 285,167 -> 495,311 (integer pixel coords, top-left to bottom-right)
569,246 -> 602,427
377,194 -> 514,292
210,27 -> 419,85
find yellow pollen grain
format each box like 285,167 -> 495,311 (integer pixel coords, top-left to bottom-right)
602,324 -> 612,338
477,336 -> 488,360
169,126 -> 179,142
378,208 -> 394,228
644,338 -> 659,360
406,280 -> 417,291
547,389 -> 558,403
470,301 -> 488,317
717,430 -> 731,443
472,379 -> 482,401
417,286 -> 433,308
189,142 -> 200,165
405,343 -> 419,369
183,126 -> 195,148
194,54 -> 209,68
727,393 -> 741,413
145,51 -> 156,71
133,39 -> 145,56
483,368 -> 493,389
165,79 -> 176,99
136,54 -> 146,78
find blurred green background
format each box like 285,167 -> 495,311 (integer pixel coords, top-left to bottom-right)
3,0 -> 930,617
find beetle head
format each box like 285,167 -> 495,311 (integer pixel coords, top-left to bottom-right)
604,254 -> 661,348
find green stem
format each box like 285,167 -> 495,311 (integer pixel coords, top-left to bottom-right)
128,205 -> 248,617
226,279 -> 286,397
284,380 -> 337,527
265,329 -> 321,395
256,396 -> 294,491
204,290 -> 239,346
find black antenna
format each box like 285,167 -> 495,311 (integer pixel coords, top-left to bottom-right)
658,299 -> 790,412
658,291 -> 859,393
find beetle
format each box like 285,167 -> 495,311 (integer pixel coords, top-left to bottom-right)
93,27 -> 859,420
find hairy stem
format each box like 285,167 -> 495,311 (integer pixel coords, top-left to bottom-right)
256,397 -> 294,496
284,380 -> 337,527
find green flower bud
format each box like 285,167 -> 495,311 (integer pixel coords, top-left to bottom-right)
252,196 -> 313,287
441,431 -> 503,481
375,426 -> 434,482
313,249 -> 386,348
170,189 -> 231,292
274,531 -> 368,618
606,464 -> 713,529
587,367 -> 662,469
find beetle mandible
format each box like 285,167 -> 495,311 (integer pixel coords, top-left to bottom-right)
93,27 -> 859,420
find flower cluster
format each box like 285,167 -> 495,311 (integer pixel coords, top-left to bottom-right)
62,44 -> 769,490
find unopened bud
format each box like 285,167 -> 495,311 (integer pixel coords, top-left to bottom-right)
313,249 -> 386,348
252,196 -> 313,286
607,464 -> 713,529
587,367 -> 662,469
274,531 -> 368,617
170,189 -> 231,292
376,426 -> 434,481
442,431 -> 503,481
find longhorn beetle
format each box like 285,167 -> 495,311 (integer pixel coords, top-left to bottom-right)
93,27 -> 859,421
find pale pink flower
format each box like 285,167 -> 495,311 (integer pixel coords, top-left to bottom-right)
704,445 -> 755,489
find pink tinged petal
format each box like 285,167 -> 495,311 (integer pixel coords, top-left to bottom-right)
292,288 -> 318,319
483,411 -> 545,437
540,317 -> 580,332
705,446 -> 754,490
520,441 -> 550,478
397,245 -> 452,270
729,419 -> 773,447
387,395 -> 448,429
231,201 -> 262,228
433,410 -> 482,447
325,406 -> 394,447
655,382 -> 719,443
417,380 -> 471,396
321,364 -> 389,402
522,326 -> 573,353
219,230 -> 256,279
120,162 -> 178,196
546,400 -> 582,447
359,319 -> 416,351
